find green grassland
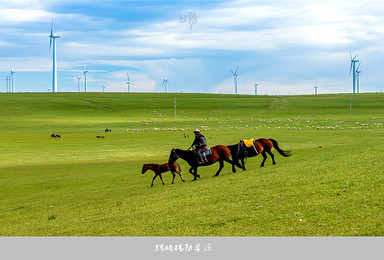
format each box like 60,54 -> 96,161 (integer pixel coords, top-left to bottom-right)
0,92 -> 383,236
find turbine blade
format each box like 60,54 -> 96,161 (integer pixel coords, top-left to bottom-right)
49,19 -> 53,51
356,62 -> 361,71
349,61 -> 353,77
235,66 -> 239,74
51,18 -> 53,36
353,54 -> 358,61
126,73 -> 130,81
349,50 -> 352,60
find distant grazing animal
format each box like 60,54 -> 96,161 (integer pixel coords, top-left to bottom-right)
228,138 -> 291,170
142,162 -> 185,187
50,133 -> 61,138
168,145 -> 243,181
105,129 -> 111,132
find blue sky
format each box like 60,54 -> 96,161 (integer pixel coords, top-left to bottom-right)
1,0 -> 384,94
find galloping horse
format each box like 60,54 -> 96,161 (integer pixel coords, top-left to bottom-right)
168,145 -> 242,181
142,162 -> 185,187
228,138 -> 291,170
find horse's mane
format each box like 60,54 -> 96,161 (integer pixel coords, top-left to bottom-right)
171,148 -> 195,164
175,148 -> 193,153
143,163 -> 159,168
227,144 -> 238,149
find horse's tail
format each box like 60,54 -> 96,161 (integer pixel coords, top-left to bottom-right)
269,139 -> 291,157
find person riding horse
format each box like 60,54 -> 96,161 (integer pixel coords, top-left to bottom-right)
189,129 -> 207,164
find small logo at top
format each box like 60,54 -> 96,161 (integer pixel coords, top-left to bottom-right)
180,12 -> 197,30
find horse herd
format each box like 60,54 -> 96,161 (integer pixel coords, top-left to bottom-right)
142,138 -> 291,187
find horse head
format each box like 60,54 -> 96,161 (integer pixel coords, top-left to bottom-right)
141,164 -> 149,174
168,148 -> 179,163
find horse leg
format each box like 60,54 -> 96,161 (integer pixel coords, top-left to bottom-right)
196,168 -> 200,179
189,167 -> 198,181
151,174 -> 158,187
266,150 -> 276,165
194,167 -> 201,180
176,170 -> 185,182
189,167 -> 195,177
241,158 -> 246,171
171,171 -> 176,184
231,160 -> 236,173
225,157 -> 243,173
231,158 -> 243,172
214,160 -> 224,177
159,173 -> 165,185
227,158 -> 236,173
231,156 -> 239,171
260,151 -> 267,167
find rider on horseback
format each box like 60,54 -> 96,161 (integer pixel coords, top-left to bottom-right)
189,129 -> 207,164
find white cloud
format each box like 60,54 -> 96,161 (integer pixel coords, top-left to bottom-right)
2,0 -> 384,93
100,70 -> 157,92
0,8 -> 53,23
0,57 -> 50,71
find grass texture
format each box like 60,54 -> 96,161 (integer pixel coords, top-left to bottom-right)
0,92 -> 383,236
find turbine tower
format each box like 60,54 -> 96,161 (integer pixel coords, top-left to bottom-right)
49,20 -> 60,92
11,69 -> 15,93
83,66 -> 88,92
314,81 -> 318,95
126,72 -> 136,93
161,69 -> 169,93
231,66 -> 239,94
254,83 -> 258,95
356,63 -> 361,94
6,76 -> 10,93
77,76 -> 81,92
349,51 -> 359,94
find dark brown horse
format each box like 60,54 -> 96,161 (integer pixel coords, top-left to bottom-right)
228,138 -> 291,170
168,145 -> 242,181
142,162 -> 185,187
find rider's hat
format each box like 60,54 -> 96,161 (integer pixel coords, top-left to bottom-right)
194,129 -> 200,133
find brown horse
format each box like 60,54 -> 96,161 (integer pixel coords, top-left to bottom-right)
142,162 -> 185,187
168,145 -> 243,181
228,138 -> 291,170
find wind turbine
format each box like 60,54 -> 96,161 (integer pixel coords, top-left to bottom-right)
83,66 -> 88,92
49,19 -> 60,92
6,76 -> 10,93
356,63 -> 361,94
77,76 -> 81,92
231,66 -> 239,94
349,51 -> 359,94
254,83 -> 258,95
10,69 -> 15,93
126,72 -> 136,93
314,81 -> 318,95
161,69 -> 169,93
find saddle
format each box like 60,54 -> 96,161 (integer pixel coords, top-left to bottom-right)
195,147 -> 212,164
201,148 -> 212,161
242,138 -> 255,147
240,139 -> 258,154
